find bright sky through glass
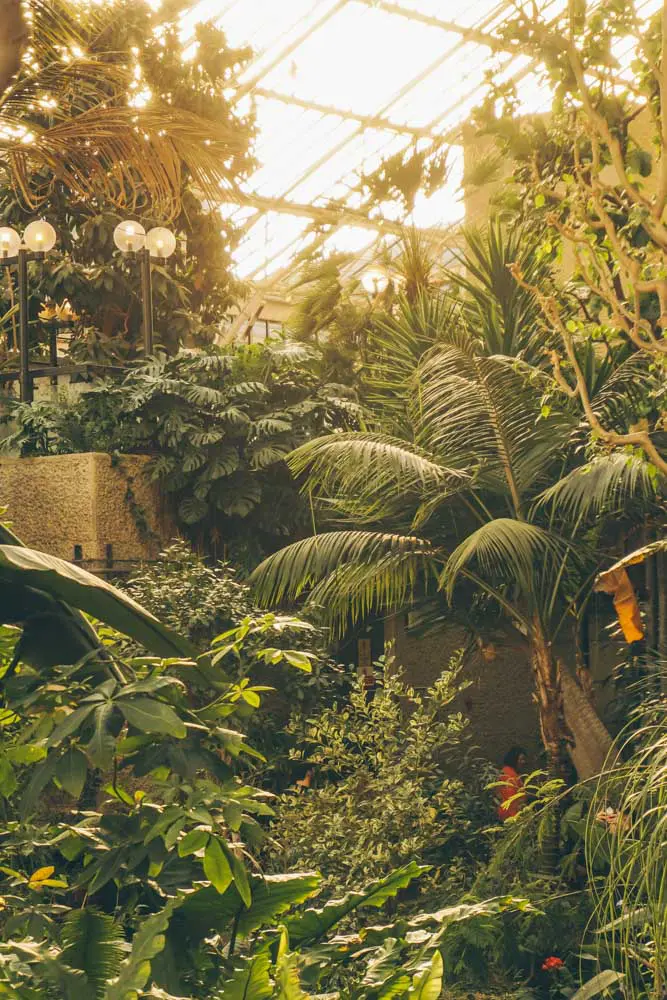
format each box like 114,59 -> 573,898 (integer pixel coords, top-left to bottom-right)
181,0 -> 565,282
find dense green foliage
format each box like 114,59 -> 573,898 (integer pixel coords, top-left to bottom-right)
0,542 -> 524,999
2,342 -> 360,565
251,226 -> 662,769
267,656 -> 494,896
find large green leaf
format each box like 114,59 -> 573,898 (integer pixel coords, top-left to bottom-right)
87,702 -> 118,769
285,862 -> 427,946
203,837 -> 233,895
570,970 -> 624,1000
0,544 -> 194,660
406,951 -> 443,1000
116,697 -> 187,739
56,746 -> 89,799
178,872 -> 320,943
215,952 -> 272,1000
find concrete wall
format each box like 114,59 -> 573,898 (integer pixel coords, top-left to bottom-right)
386,613 -> 541,766
0,453 -> 171,566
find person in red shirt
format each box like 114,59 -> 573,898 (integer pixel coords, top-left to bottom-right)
497,746 -> 528,820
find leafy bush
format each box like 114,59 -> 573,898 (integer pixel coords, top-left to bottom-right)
120,543 -> 349,745
0,571 -> 526,998
122,540 -> 258,645
266,653 -> 495,897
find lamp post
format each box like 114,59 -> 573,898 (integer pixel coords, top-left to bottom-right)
0,221 -> 57,402
113,222 -> 177,356
361,266 -> 390,297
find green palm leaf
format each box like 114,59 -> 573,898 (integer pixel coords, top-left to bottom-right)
250,531 -> 433,608
440,518 -> 566,599
366,290 -> 461,427
538,453 -> 662,523
417,345 -> 564,507
446,219 -> 556,362
288,433 -> 468,520
304,547 -> 439,633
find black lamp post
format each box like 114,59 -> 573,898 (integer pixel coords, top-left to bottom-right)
113,222 -> 177,355
0,221 -> 57,402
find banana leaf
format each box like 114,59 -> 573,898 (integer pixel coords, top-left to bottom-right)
0,522 -> 194,668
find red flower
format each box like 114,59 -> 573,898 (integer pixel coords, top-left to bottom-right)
542,956 -> 565,972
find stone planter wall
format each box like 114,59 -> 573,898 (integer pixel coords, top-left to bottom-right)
0,452 -> 173,567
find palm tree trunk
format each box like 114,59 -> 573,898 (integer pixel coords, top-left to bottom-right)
529,617 -> 565,773
0,0 -> 27,97
560,666 -> 614,779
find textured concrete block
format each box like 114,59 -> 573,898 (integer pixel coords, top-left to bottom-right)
0,452 -> 171,565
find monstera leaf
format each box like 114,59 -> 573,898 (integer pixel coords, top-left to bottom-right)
0,522 -> 194,670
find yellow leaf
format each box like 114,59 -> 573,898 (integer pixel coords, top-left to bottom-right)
29,866 -> 55,884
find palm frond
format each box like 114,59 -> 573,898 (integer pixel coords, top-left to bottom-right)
0,0 -> 249,214
303,547 -> 438,634
365,290 -> 462,426
440,518 -> 566,600
446,218 -> 556,363
2,104 -> 245,215
288,433 -> 469,514
249,530 -> 434,608
537,453 -> 662,523
417,345 -> 567,505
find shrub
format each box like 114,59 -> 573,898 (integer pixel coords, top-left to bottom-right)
266,653 -> 495,897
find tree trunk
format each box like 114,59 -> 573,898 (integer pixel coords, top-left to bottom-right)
560,665 -> 614,780
529,617 -> 565,773
529,619 -> 565,874
0,0 -> 28,98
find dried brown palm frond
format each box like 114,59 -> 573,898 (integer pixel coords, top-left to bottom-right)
0,0 -> 248,216
1,104 -> 245,216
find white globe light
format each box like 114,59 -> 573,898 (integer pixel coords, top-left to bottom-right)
0,226 -> 21,259
361,267 -> 389,296
24,219 -> 57,253
146,226 -> 177,259
113,220 -> 146,253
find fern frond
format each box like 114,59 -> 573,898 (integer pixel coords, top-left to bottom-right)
60,908 -> 125,998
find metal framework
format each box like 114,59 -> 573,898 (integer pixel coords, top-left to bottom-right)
188,0 -> 568,291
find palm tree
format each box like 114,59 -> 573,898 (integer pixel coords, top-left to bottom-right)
252,228 -> 660,773
0,0 -> 248,215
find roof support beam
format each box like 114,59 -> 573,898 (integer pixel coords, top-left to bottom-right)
352,0 -> 506,51
238,192 -> 408,235
234,0 -> 348,101
254,86 -> 438,139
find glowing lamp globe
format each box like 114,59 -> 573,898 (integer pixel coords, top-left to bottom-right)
114,220 -> 146,253
146,226 -> 176,259
0,227 -> 21,259
361,267 -> 389,296
24,219 -> 57,253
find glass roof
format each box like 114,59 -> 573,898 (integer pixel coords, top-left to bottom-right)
181,0 -> 649,287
